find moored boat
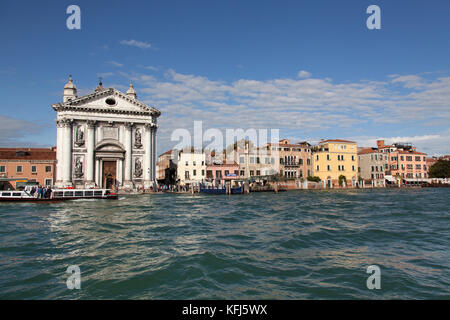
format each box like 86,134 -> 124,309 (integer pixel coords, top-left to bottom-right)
0,186 -> 118,202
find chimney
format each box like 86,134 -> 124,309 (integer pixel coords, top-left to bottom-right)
376,140 -> 385,149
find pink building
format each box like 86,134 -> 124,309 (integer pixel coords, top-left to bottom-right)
205,161 -> 239,186
377,140 -> 428,179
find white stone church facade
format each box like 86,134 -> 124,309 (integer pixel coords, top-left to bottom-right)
52,76 -> 161,190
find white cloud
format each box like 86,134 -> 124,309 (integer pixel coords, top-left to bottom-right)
108,60 -> 123,67
97,72 -> 114,78
143,65 -> 158,71
297,70 -> 312,78
117,69 -> 450,155
0,116 -> 49,147
352,131 -> 450,156
119,39 -> 152,49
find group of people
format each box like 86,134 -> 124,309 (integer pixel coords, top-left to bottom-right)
29,186 -> 52,199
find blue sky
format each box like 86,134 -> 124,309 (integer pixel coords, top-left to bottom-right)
0,0 -> 449,155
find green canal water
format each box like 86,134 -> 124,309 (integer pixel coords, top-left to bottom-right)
0,188 -> 449,299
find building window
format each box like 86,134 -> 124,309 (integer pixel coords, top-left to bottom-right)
45,166 -> 52,172
316,165 -> 319,171
316,155 -> 319,161
193,161 -> 196,166
250,170 -> 254,176
234,170 -> 239,175
239,157 -> 245,164
352,165 -> 355,171
327,154 -> 330,160
0,166 -> 5,173
406,156 -> 412,161
201,170 -> 205,176
185,161 -> 189,166
16,166 -> 22,173
327,165 -> 330,171
185,171 -> 189,179
45,179 -> 52,186
256,170 -> 261,176
31,165 -> 37,173
225,170 -> 229,176
193,169 -> 197,176
352,155 -> 355,161
240,170 -> 245,176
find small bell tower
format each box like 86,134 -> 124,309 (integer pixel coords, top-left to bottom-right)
63,75 -> 77,102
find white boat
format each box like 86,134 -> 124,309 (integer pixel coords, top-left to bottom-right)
0,186 -> 118,202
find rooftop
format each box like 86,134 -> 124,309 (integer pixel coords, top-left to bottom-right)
0,147 -> 56,160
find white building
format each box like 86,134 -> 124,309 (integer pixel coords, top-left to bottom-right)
177,149 -> 206,186
52,76 -> 161,190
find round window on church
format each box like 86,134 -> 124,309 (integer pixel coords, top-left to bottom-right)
105,98 -> 116,106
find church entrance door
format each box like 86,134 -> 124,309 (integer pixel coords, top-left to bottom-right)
102,161 -> 117,189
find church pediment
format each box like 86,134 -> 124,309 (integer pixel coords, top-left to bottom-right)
52,88 -> 161,116
95,139 -> 125,153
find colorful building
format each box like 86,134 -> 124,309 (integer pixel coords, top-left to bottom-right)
312,139 -> 358,187
357,148 -> 388,187
176,149 -> 206,187
156,150 -> 177,186
0,147 -> 57,190
205,161 -> 240,186
377,140 -> 428,180
225,140 -> 277,179
263,139 -> 312,179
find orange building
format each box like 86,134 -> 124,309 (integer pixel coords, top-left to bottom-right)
0,147 -> 57,190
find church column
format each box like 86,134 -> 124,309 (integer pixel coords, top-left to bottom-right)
117,159 -> 123,187
62,119 -> 73,186
144,123 -> 152,188
152,125 -> 157,182
85,120 -> 96,187
55,120 -> 64,186
123,122 -> 133,188
95,158 -> 100,187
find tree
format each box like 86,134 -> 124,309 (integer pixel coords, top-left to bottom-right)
338,175 -> 347,186
429,160 -> 450,178
307,176 -> 321,182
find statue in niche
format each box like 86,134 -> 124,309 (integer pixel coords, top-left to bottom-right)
75,125 -> 85,147
134,128 -> 142,148
74,158 -> 83,178
134,158 -> 143,178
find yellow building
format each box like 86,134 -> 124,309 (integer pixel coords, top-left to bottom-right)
312,139 -> 358,188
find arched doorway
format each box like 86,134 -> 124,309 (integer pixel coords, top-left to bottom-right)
95,139 -> 125,188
